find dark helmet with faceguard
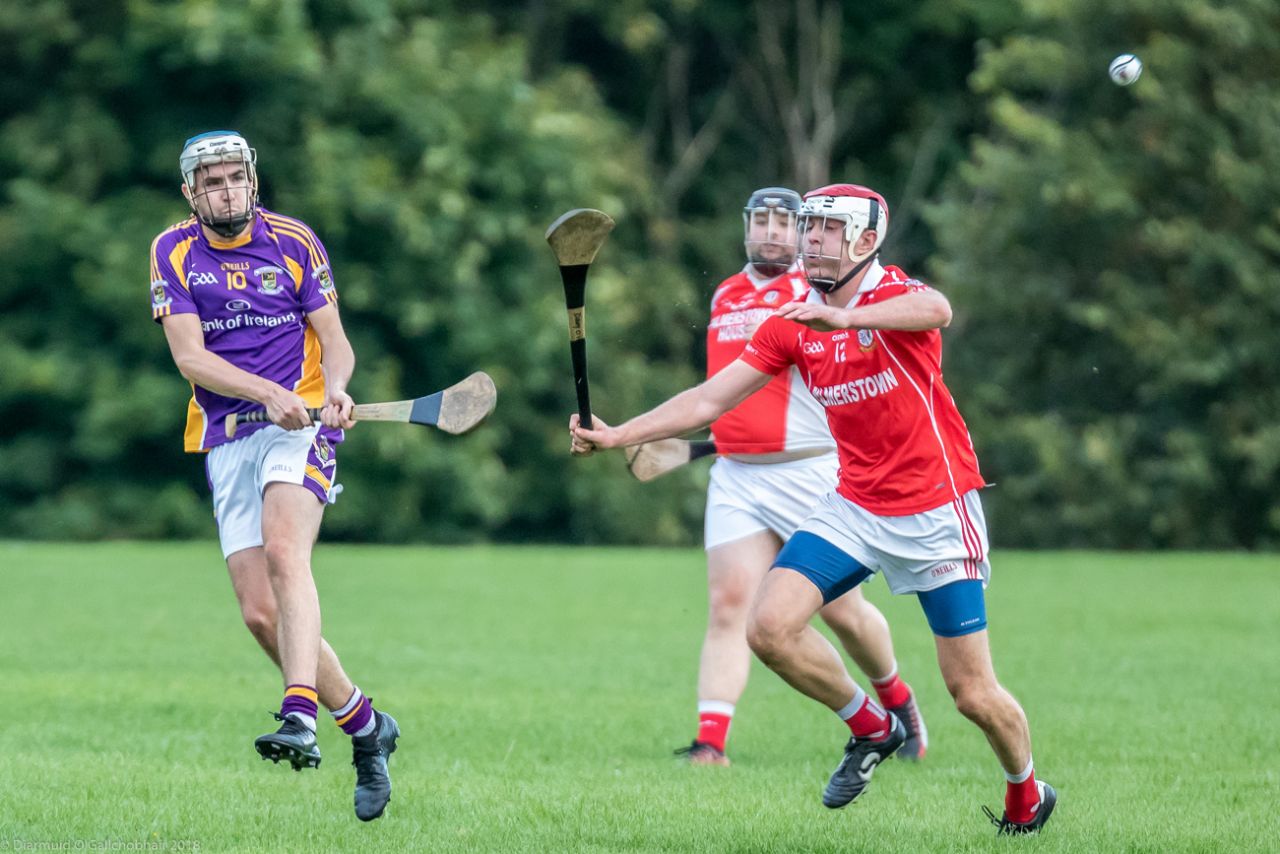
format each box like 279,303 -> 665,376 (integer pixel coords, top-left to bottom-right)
743,186 -> 802,278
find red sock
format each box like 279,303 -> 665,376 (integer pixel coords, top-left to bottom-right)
696,704 -> 733,752
839,690 -> 890,740
1005,771 -> 1041,823
871,671 -> 912,709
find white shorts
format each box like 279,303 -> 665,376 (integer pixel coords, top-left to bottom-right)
795,489 -> 991,595
205,424 -> 340,559
704,453 -> 839,550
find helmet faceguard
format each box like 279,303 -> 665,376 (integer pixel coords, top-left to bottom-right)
180,131 -> 258,239
743,186 -> 802,278
798,184 -> 888,293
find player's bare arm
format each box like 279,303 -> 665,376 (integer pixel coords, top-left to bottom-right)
570,360 -> 772,454
161,313 -> 312,430
307,303 -> 356,430
775,288 -> 952,333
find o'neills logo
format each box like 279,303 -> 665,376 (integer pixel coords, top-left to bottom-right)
810,368 -> 899,406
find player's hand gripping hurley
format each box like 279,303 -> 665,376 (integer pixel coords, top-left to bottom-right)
546,209 -> 614,430
224,372 -> 497,439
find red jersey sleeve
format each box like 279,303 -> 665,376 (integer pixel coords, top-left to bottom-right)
863,279 -> 931,304
741,315 -> 798,376
859,278 -> 941,353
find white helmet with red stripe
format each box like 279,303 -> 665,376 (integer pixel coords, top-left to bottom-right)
799,183 -> 889,292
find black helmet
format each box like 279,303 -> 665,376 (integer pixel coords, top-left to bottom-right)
743,187 -> 802,278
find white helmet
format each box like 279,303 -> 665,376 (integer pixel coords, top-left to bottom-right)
179,130 -> 258,237
799,184 -> 888,292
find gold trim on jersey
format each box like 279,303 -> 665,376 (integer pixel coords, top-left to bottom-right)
205,229 -> 255,250
292,324 -> 326,407
261,212 -> 325,269
149,217 -> 197,282
167,237 -> 197,290
183,386 -> 209,452
150,220 -> 198,291
284,255 -> 306,292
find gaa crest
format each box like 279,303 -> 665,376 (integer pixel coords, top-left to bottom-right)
763,290 -> 780,304
858,329 -> 876,351
255,265 -> 284,295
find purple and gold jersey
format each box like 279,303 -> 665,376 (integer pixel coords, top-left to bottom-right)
149,208 -> 339,452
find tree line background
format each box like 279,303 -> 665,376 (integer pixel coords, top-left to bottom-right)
2,0 -> 1278,549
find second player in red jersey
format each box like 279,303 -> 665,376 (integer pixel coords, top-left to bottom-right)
705,262 -> 826,455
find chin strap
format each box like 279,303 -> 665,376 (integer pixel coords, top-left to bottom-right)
202,210 -> 255,238
811,251 -> 879,294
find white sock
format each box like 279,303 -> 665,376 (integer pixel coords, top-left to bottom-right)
870,662 -> 899,685
331,686 -> 378,737
353,714 -> 377,738
332,687 -> 363,721
285,712 -> 317,733
835,686 -> 868,721
835,687 -> 889,740
1005,757 -> 1034,784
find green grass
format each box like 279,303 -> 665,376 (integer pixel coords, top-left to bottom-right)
0,542 -> 1277,852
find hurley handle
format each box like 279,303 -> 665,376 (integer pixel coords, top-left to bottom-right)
225,408 -> 324,439
560,263 -> 592,430
239,408 -> 324,426
568,335 -> 592,430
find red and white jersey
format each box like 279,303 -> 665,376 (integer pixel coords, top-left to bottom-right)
707,265 -> 834,455
741,261 -> 984,516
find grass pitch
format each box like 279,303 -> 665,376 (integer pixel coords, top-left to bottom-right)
0,542 -> 1276,852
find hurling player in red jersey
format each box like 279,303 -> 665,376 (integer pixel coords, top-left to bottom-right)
571,184 -> 1054,835
672,188 -> 927,768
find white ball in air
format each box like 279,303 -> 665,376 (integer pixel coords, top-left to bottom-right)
1109,54 -> 1143,86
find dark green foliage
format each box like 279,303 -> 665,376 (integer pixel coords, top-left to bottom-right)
0,0 -> 703,544
2,0 -> 1276,547
927,0 -> 1280,547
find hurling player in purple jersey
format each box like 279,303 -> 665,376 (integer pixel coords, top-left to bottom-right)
151,131 -> 397,821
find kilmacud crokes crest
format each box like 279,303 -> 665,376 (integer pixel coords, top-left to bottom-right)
255,265 -> 285,295
151,281 -> 171,308
313,436 -> 333,464
858,329 -> 876,351
314,264 -> 335,293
